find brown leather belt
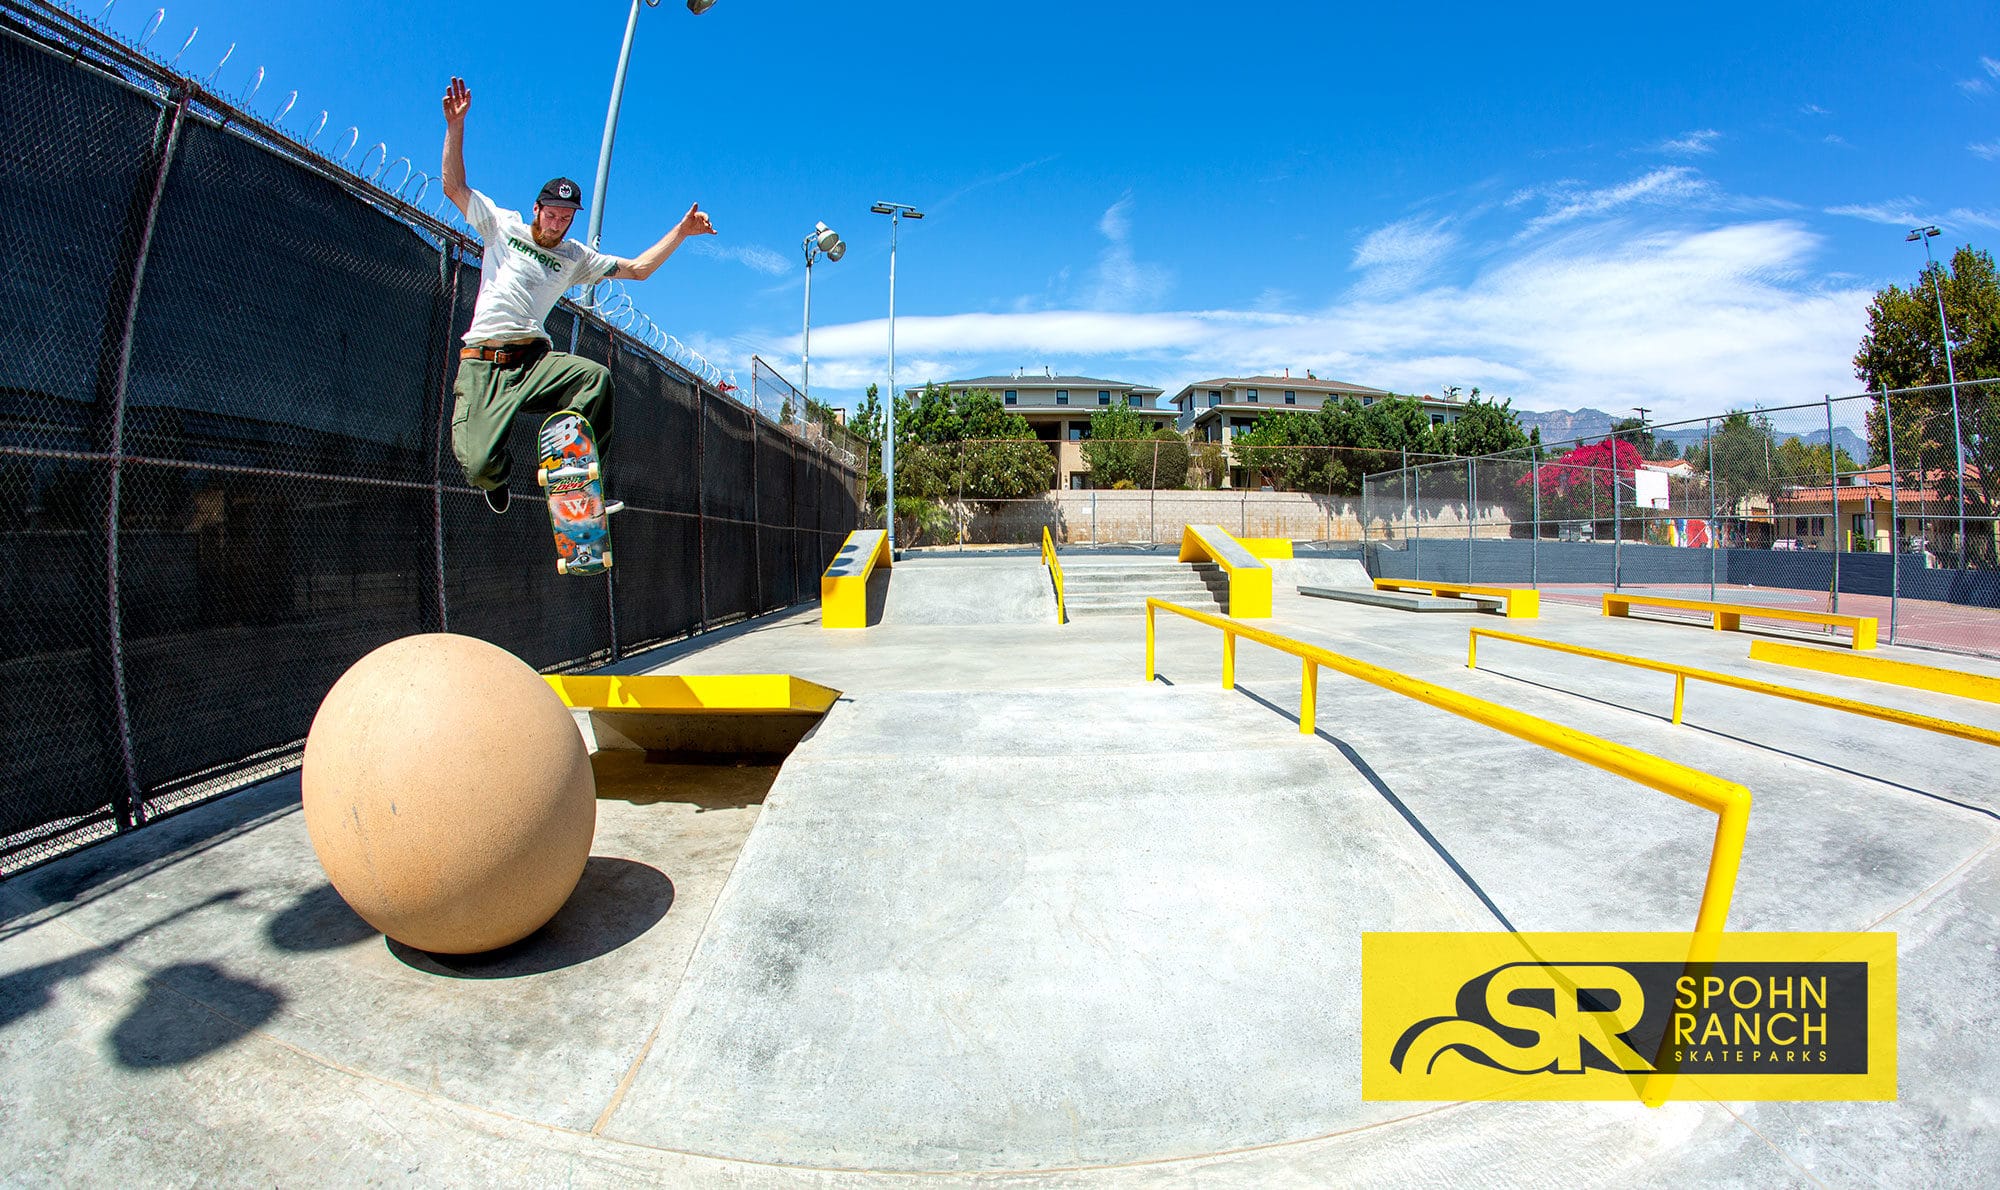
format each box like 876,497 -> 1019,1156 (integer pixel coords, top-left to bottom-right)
460,341 -> 547,366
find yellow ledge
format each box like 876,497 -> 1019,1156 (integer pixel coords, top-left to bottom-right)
545,673 -> 841,715
1749,639 -> 2000,705
822,529 -> 892,629
1178,525 -> 1273,618
1375,577 -> 1539,618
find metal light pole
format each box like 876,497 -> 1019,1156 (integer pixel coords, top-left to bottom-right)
587,0 -> 717,254
1907,225 -> 1967,569
871,201 -> 923,556
801,221 -> 845,407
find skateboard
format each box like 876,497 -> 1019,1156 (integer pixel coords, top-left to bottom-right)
536,411 -> 612,575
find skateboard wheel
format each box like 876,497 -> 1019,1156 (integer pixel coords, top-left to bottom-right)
536,468 -> 550,489
556,557 -> 569,575
587,463 -> 600,482
602,550 -> 613,569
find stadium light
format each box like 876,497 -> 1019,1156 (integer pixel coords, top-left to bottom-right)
802,222 -> 844,408
587,0 -> 718,252
871,203 -> 923,557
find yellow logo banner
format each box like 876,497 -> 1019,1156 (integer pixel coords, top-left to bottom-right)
1363,932 -> 1896,1102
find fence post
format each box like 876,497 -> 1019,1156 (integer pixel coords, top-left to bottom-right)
751,412 -> 765,612
1466,458 -> 1476,584
433,245 -> 457,636
1885,387 -> 1899,645
1530,442 -> 1540,590
1612,454 -> 1622,592
1412,458 -> 1423,580
98,91 -> 191,830
696,385 -> 709,629
1707,418 -> 1718,601
1826,394 -> 1840,616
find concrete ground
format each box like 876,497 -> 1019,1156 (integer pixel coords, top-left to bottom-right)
3,554 -> 1997,1186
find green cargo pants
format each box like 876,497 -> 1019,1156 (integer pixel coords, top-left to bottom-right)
450,346 -> 614,490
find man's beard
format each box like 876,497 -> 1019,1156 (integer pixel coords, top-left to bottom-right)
531,224 -> 564,249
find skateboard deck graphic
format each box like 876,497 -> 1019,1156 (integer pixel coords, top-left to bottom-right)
537,411 -> 612,575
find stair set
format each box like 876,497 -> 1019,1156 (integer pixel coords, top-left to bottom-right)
1058,559 -> 1231,617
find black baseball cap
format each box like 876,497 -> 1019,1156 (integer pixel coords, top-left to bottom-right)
537,177 -> 583,210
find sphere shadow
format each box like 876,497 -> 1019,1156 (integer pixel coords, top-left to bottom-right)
265,883 -> 380,952
387,856 -> 673,979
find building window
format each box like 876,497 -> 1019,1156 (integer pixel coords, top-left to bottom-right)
1126,395 -> 1142,407
1362,397 -> 1374,406
1431,415 -> 1445,426
1284,390 -> 1296,405
1246,389 -> 1259,402
1056,390 -> 1069,406
1070,474 -> 1091,490
1068,422 -> 1088,441
1098,390 -> 1111,405
1004,389 -> 1017,405
1208,392 -> 1220,407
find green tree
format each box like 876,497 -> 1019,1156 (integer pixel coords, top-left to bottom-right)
1080,402 -> 1155,487
1441,395 -> 1532,457
1683,411 -> 1784,516
1853,243 -> 2000,544
894,383 -> 1052,501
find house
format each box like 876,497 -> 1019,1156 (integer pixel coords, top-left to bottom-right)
1166,373 -> 1467,443
905,373 -> 1174,489
1770,464 -> 1980,555
1163,372 -> 1467,488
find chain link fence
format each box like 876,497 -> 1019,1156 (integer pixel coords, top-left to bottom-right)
749,355 -> 866,472
0,3 -> 861,874
1361,383 -> 2000,659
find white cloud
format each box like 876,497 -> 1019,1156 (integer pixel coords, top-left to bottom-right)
1350,217 -> 1459,296
1972,141 -> 2000,161
690,241 -> 790,276
1824,134 -> 1849,147
1517,167 -> 1719,235
786,220 -> 1872,421
1957,78 -> 1993,98
1657,129 -> 1722,155
1986,55 -> 2000,78
1800,104 -> 1832,116
1089,193 -> 1173,310
1825,199 -> 2000,232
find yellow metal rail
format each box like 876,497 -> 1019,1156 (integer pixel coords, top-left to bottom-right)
1041,525 -> 1067,624
1468,627 -> 2000,748
1749,639 -> 2000,705
1145,598 -> 1751,939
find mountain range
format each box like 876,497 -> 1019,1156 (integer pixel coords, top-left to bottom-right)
1512,407 -> 1872,464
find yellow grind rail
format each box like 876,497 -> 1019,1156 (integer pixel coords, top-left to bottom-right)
1145,598 -> 1750,939
821,529 -> 891,629
1749,639 -> 2000,706
1041,525 -> 1067,624
1176,525 -> 1273,618
1468,627 -> 2000,749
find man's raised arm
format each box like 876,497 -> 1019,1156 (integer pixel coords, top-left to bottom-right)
440,76 -> 472,214
607,203 -> 718,281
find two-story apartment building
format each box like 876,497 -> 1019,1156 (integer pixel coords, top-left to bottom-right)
1165,373 -> 1468,488
1167,373 -> 1467,442
906,373 -> 1174,489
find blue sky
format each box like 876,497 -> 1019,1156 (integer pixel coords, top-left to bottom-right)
90,0 -> 2000,421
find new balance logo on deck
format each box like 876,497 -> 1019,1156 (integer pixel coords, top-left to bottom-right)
539,415 -> 583,460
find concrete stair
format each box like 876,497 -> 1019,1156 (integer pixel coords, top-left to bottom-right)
1058,559 -> 1229,617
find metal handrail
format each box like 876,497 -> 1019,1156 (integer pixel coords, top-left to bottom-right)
1144,598 -> 1752,939
1469,627 -> 2000,748
1041,525 -> 1066,624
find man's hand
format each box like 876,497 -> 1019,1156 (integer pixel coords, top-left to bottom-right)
678,202 -> 717,238
442,77 -> 471,126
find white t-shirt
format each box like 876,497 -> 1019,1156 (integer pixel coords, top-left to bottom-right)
461,189 -> 621,345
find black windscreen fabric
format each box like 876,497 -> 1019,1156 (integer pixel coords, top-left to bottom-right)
123,119 -> 445,479
0,458 -> 120,846
703,518 -> 758,624
702,394 -> 756,522
0,32 -> 163,455
604,346 -> 698,514
117,464 -> 439,790
606,510 -> 701,649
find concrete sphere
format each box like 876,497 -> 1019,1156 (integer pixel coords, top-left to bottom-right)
302,633 -> 596,954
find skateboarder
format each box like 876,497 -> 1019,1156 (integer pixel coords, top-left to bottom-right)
439,75 -> 716,513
